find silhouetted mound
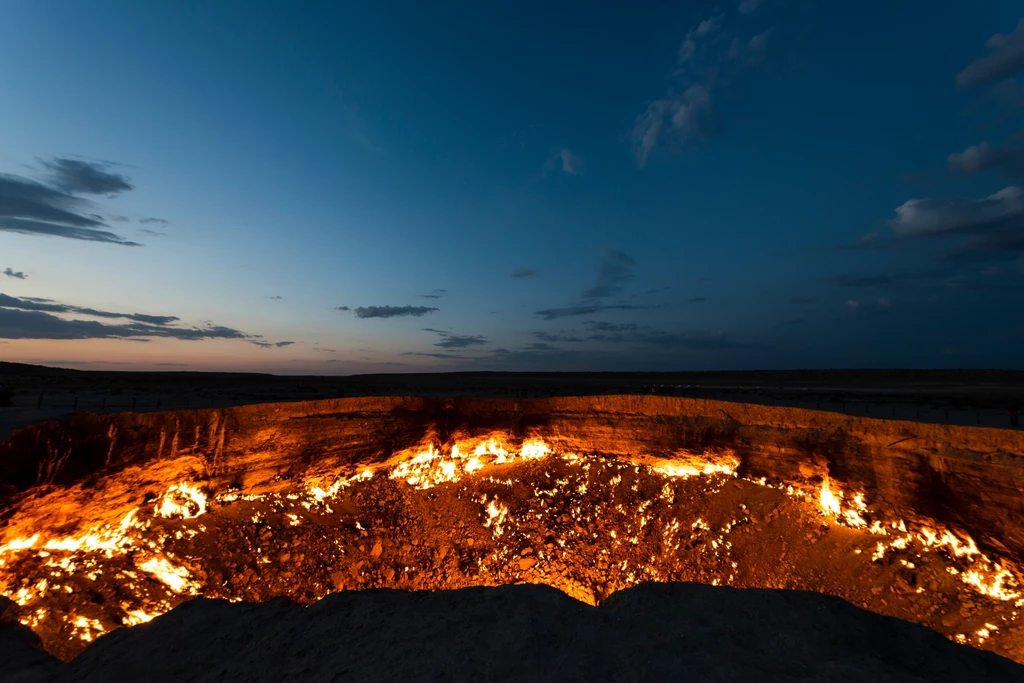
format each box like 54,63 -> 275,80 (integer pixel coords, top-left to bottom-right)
4,584 -> 1023,683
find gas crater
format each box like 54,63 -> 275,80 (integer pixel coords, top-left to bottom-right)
1,395 -> 1023,664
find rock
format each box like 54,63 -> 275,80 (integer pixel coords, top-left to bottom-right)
519,557 -> 537,570
371,542 -> 383,558
520,547 -> 534,556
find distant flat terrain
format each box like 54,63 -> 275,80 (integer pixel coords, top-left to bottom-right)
0,362 -> 1021,441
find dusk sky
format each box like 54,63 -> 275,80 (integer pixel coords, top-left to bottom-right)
2,1 -> 1024,373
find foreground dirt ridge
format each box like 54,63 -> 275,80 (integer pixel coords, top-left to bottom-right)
5,583 -> 1024,683
3,395 -> 1023,557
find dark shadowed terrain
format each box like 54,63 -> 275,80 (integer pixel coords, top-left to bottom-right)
5,584 -> 1024,683
1,363 -> 1022,441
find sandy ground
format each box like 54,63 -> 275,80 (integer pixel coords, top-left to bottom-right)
4,584 -> 1024,683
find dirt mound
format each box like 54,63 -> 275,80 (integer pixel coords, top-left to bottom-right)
3,583 -> 1022,683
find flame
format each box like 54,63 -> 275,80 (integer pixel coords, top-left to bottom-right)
137,557 -> 197,594
389,437 -> 552,490
155,483 -> 207,519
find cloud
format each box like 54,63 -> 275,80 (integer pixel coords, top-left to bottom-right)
0,172 -> 139,245
41,158 -> 133,196
534,330 -> 585,343
534,303 -> 648,320
349,305 -> 439,319
633,85 -> 714,167
139,217 -> 169,226
419,289 -> 447,299
335,306 -> 351,311
582,248 -> 635,299
543,147 -> 586,176
586,326 -> 744,351
269,295 -> 283,300
843,297 -> 894,316
777,318 -> 804,326
632,5 -> 791,166
400,351 -> 468,360
313,347 -> 336,353
948,138 -> 1024,177
957,19 -> 1024,88
0,306 -> 250,341
888,188 -> 1024,253
584,321 -> 638,333
688,296 -> 707,303
0,292 -> 181,325
825,268 -> 954,289
250,340 -> 296,348
790,296 -> 815,303
423,328 -> 488,349
510,268 -> 540,279
3,268 -> 26,280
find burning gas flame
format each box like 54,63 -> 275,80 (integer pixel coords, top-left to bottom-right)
155,483 -> 207,519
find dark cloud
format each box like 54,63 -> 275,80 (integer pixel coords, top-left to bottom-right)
885,187 -> 1024,262
586,327 -> 742,351
957,19 -> 1024,88
534,331 -> 584,343
41,158 -> 134,196
688,296 -> 707,303
139,217 -> 169,226
584,321 -> 639,333
510,268 -> 540,279
535,303 -> 648,320
400,351 -> 468,360
582,248 -> 635,299
156,362 -> 189,367
0,306 -> 250,341
948,137 -> 1024,177
3,268 -> 26,280
423,328 -> 488,349
138,228 -> 167,237
313,347 -> 337,353
420,288 -> 447,299
826,268 -> 955,288
0,172 -> 139,245
269,295 -> 283,300
0,292 -> 180,325
250,341 -> 296,348
335,306 -> 351,311
347,305 -> 439,319
523,342 -> 556,351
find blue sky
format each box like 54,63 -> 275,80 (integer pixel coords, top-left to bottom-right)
2,0 -> 1024,372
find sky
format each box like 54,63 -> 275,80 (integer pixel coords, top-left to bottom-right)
2,0 -> 1024,373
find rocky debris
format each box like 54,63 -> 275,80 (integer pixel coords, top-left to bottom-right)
4,584 -> 1023,683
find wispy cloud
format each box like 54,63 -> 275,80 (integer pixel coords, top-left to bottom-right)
3,268 -> 26,280
948,136 -> 1024,177
582,248 -> 636,299
41,157 -> 133,196
632,7 -> 781,166
534,303 -> 649,320
542,147 -> 586,176
423,327 -> 488,349
688,296 -> 707,303
957,18 -> 1024,88
400,351 -> 468,360
0,164 -> 140,245
0,293 -> 252,341
420,288 -> 447,299
250,340 -> 296,348
341,305 -> 439,319
139,216 -> 169,226
534,330 -> 585,342
510,267 -> 540,279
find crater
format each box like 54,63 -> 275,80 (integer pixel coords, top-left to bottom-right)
2,396 -> 1023,664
